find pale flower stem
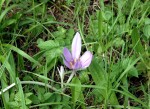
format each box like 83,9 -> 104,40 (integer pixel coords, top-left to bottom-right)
66,70 -> 75,84
57,66 -> 64,89
61,79 -> 63,89
62,70 -> 76,92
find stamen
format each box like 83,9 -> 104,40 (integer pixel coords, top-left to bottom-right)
70,62 -> 73,68
74,59 -> 76,63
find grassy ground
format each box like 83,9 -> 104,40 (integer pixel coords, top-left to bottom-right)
0,0 -> 150,109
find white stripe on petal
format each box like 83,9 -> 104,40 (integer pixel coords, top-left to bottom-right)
72,32 -> 81,60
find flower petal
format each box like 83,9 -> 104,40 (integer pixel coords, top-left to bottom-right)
57,66 -> 64,80
73,60 -> 82,70
80,51 -> 93,69
63,47 -> 73,62
60,66 -> 64,80
63,59 -> 72,69
72,32 -> 81,60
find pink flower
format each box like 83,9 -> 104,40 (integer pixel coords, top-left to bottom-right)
63,32 -> 92,70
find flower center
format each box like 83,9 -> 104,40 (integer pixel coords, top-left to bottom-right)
70,62 -> 73,68
69,58 -> 80,69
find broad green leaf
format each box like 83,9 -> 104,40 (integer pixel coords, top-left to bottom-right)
43,92 -> 53,101
89,58 -> 119,106
88,58 -> 106,86
103,10 -> 113,21
143,25 -> 150,39
79,71 -> 89,84
8,101 -> 19,108
53,26 -> 67,38
131,28 -> 144,53
92,89 -> 103,103
128,67 -> 139,77
113,37 -> 125,47
25,98 -> 32,105
37,40 -> 59,50
79,92 -> 86,109
71,77 -> 81,104
14,92 -> 20,102
144,18 -> 150,25
30,94 -> 40,104
25,93 -> 33,98
45,48 -> 62,59
16,78 -> 26,109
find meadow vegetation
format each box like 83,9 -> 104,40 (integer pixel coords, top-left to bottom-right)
0,0 -> 150,109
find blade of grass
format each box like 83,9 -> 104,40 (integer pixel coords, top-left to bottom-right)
98,10 -> 103,44
0,4 -> 18,23
122,76 -> 128,109
3,44 -> 41,66
126,0 -> 138,27
89,58 -> 119,107
16,78 -> 26,109
1,72 -> 9,109
112,86 -> 147,108
22,70 -> 55,82
0,52 -> 16,82
106,0 -> 127,36
114,57 -> 141,89
64,83 -> 105,90
137,0 -> 150,27
25,0 -> 47,13
0,0 -> 5,12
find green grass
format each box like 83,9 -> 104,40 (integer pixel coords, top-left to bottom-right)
0,0 -> 150,109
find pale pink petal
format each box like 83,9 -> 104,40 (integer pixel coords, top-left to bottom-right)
63,59 -> 72,69
72,32 -> 81,60
63,47 -> 73,62
80,51 -> 93,69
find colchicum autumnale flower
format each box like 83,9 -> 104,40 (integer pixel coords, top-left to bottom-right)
63,32 -> 92,70
57,66 -> 64,88
57,66 -> 64,81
